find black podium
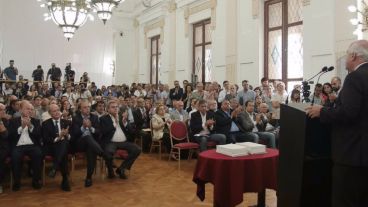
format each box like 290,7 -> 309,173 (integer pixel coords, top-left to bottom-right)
278,104 -> 332,207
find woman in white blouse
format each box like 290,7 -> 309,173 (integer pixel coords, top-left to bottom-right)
271,82 -> 288,125
151,104 -> 172,152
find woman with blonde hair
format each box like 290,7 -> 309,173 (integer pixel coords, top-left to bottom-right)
151,104 -> 172,152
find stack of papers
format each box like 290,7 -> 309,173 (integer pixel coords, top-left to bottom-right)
216,142 -> 266,157
236,142 -> 266,155
216,144 -> 249,157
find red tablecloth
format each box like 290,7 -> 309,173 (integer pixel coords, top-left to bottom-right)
193,149 -> 279,207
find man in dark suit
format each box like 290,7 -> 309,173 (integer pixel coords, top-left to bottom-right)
100,100 -> 141,179
307,40 -> 368,207
169,80 -> 184,103
42,104 -> 71,191
133,98 -> 150,151
0,103 -> 9,193
70,100 -> 103,187
190,100 -> 226,152
215,100 -> 252,143
9,100 -> 42,191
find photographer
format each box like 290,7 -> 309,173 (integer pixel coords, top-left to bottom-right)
64,63 -> 75,85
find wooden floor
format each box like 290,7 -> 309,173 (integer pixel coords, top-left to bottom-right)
0,153 -> 277,207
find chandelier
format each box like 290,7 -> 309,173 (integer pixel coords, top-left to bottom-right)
39,0 -> 94,40
348,1 -> 368,35
90,0 -> 125,24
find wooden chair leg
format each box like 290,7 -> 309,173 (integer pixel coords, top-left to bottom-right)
70,156 -> 75,183
159,142 -> 162,160
43,159 -> 46,185
10,170 -> 13,188
178,149 -> 181,171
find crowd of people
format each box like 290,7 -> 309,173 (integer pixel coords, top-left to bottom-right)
0,59 -> 343,194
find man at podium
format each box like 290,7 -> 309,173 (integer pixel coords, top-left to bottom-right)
307,40 -> 368,207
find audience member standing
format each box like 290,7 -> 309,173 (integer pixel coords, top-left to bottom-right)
32,65 -> 44,83
236,80 -> 256,106
169,80 -> 184,103
3,60 -> 18,86
46,63 -> 62,85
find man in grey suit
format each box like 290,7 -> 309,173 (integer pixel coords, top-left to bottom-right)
236,101 -> 276,148
170,101 -> 189,123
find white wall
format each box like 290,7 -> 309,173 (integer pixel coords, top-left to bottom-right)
114,0 -> 357,89
1,0 -> 358,88
0,0 -> 115,87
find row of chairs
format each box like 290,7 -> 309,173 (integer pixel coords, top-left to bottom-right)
143,120 -> 216,170
4,149 -> 129,188
4,120 -> 209,189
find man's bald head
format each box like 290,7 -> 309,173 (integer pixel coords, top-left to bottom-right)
49,104 -> 61,120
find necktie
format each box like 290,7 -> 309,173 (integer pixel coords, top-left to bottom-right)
55,120 -> 59,134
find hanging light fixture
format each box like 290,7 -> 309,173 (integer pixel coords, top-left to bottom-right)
348,1 -> 368,36
40,0 -> 94,40
90,0 -> 124,24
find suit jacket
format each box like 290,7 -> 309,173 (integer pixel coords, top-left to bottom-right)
0,118 -> 9,151
70,112 -> 101,143
99,114 -> 133,146
190,111 -> 215,136
236,112 -> 255,133
133,107 -> 148,129
215,109 -> 233,136
320,63 -> 368,167
8,117 -> 42,148
42,118 -> 71,145
169,87 -> 184,101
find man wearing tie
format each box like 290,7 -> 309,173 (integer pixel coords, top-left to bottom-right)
100,100 -> 141,179
70,100 -> 103,187
42,104 -> 71,191
9,100 -> 42,191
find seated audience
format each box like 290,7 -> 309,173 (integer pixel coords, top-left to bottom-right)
190,100 -> 226,152
151,104 -> 172,152
9,100 -> 42,191
236,101 -> 276,148
99,100 -> 141,179
70,100 -> 103,187
42,104 -> 71,191
0,104 -> 9,194
170,101 -> 189,123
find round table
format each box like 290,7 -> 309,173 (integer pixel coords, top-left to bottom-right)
193,149 -> 279,207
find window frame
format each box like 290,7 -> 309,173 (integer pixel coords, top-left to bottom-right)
264,0 -> 304,89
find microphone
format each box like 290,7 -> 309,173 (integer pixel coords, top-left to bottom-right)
306,66 -> 328,82
311,66 -> 335,106
321,66 -> 329,72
